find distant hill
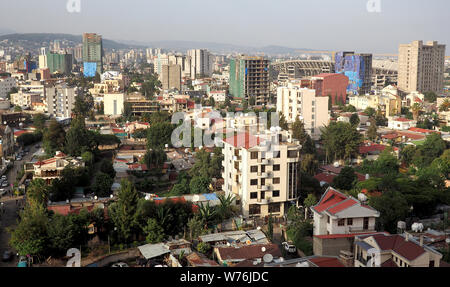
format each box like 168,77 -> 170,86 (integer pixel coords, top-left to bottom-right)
0,33 -> 140,50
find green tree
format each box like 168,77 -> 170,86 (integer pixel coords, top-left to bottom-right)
14,105 -> 22,112
27,179 -> 50,207
333,166 -> 357,190
350,113 -> 360,127
291,116 -> 308,145
109,179 -> 140,243
209,97 -> 215,107
366,118 -> 378,141
187,217 -> 206,240
189,176 -> 210,194
369,190 -> 409,233
33,113 -> 47,131
279,113 -> 289,130
364,107 -> 376,118
43,119 -> 66,156
303,194 -> 318,208
143,218 -> 165,243
99,159 -> 116,179
9,202 -> 49,257
147,122 -> 175,150
197,242 -> 211,254
143,149 -> 167,169
423,91 -> 437,103
320,122 -> 363,162
91,172 -> 114,197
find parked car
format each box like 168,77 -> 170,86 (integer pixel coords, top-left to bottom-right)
2,181 -> 8,188
2,251 -> 13,262
1,175 -> 6,181
35,144 -> 40,149
0,189 -> 6,197
16,156 -> 22,161
282,241 -> 297,254
111,262 -> 128,267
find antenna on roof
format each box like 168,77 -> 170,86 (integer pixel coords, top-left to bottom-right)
263,254 -> 273,263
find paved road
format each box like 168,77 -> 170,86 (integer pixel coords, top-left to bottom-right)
0,143 -> 39,267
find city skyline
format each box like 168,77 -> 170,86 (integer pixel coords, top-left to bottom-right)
0,0 -> 449,55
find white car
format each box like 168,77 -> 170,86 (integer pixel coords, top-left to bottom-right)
0,189 -> 6,196
1,175 -> 7,181
111,262 -> 128,267
1,182 -> 8,188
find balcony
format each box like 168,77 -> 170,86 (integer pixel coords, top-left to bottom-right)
348,227 -> 376,233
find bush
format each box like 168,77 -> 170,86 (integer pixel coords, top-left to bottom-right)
197,242 -> 211,254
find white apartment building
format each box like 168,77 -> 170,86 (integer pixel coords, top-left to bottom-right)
187,49 -> 213,79
311,187 -> 380,237
10,91 -> 42,108
222,129 -> 302,218
388,117 -> 417,130
276,83 -> 329,139
0,76 -> 17,99
45,85 -> 77,118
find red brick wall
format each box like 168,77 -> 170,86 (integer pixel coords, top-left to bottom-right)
313,74 -> 349,105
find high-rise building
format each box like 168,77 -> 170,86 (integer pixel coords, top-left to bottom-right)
82,33 -> 103,76
334,52 -> 372,96
187,49 -> 213,78
46,52 -> 72,74
222,129 -> 301,218
229,55 -> 270,106
277,82 -> 329,138
398,40 -> 446,95
161,64 -> 181,91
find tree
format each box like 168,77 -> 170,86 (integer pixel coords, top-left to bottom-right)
109,179 -> 140,243
187,217 -> 206,240
350,113 -> 360,127
364,107 -> 376,118
320,122 -> 363,162
33,113 -> 47,131
147,122 -> 174,150
122,102 -> 132,121
189,176 -> 210,194
9,202 -> 49,257
366,118 -> 378,141
14,105 -> 22,112
369,190 -> 409,233
413,133 -> 447,167
64,117 -> 96,156
332,166 -> 357,190
143,149 -> 167,169
291,116 -> 308,145
72,95 -> 90,119
216,194 -> 235,220
411,103 -> 421,121
99,159 -> 116,179
278,113 -> 289,130
27,179 -> 50,207
197,242 -> 211,254
209,97 -> 215,107
267,215 -> 274,241
43,119 -> 66,156
424,91 -> 437,103
143,218 -> 165,243
92,172 -> 114,197
249,96 -> 256,106
81,151 -> 94,167
343,105 -> 356,112
300,154 -> 318,176
303,194 -> 317,208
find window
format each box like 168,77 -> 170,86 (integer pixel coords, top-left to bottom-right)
338,219 -> 345,226
272,190 -> 280,197
347,218 -> 353,226
273,177 -> 280,184
261,178 -> 266,185
251,152 -> 258,159
261,191 -> 265,199
273,164 -> 280,171
249,204 -> 261,215
268,203 -> 281,213
273,151 -> 280,158
429,260 -> 435,267
250,192 -> 258,199
287,150 -> 297,158
250,166 -> 258,173
327,216 -> 330,224
250,179 -> 258,186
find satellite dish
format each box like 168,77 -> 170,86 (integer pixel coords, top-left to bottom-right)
257,226 -> 261,230
296,262 -> 309,267
261,247 -> 266,252
226,242 -> 231,247
165,144 -> 169,148
192,195 -> 200,202
263,254 -> 273,263
110,194 -> 114,198
94,196 -> 98,200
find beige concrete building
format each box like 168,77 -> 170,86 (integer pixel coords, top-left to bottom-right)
276,82 -> 329,139
354,233 -> 443,267
222,129 -> 301,218
125,92 -> 159,116
104,93 -> 125,116
398,40 -> 446,95
161,64 -> 181,91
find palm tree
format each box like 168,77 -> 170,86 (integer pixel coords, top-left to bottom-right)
27,179 -> 49,207
217,194 -> 235,220
198,202 -> 217,228
411,103 -> 421,121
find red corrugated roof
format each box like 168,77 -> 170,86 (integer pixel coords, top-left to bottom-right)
327,198 -> 358,214
309,257 -> 345,267
312,188 -> 348,213
371,234 -> 426,261
359,144 -> 386,154
314,173 -> 336,184
408,127 -> 439,134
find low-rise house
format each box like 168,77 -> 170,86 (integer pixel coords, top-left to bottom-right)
311,187 -> 381,256
0,125 -> 14,161
198,229 -> 269,247
354,233 -> 443,267
185,252 -> 220,267
214,243 -> 282,267
388,117 -> 416,130
265,255 -> 346,267
26,151 -> 85,184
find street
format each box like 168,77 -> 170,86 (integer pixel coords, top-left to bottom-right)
0,143 -> 40,267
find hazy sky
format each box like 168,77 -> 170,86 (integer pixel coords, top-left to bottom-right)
1,0 -> 449,54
